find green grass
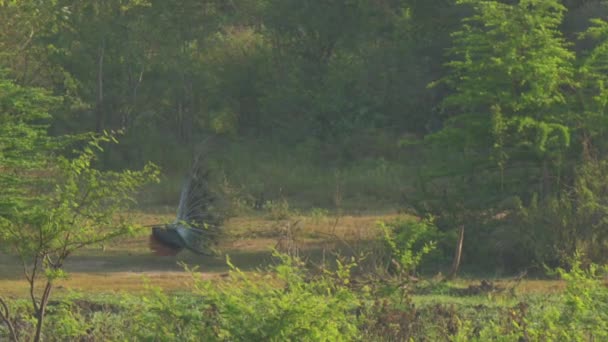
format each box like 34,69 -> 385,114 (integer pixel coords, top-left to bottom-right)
139,139 -> 417,212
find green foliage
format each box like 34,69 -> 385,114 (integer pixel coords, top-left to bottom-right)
3,0 -> 608,281
129,285 -> 215,341
211,139 -> 412,211
193,253 -> 362,341
263,198 -> 295,220
515,159 -> 608,266
415,0 -> 608,271
44,300 -> 91,340
380,217 -> 440,276
544,257 -> 608,340
466,257 -> 608,341
3,257 -> 608,341
1,254 -> 364,341
0,130 -> 159,339
0,75 -> 159,340
0,75 -> 58,217
444,0 -> 574,114
1,133 -> 160,260
428,259 -> 608,341
578,18 -> 608,115
120,253 -> 363,341
432,0 -> 574,169
308,207 -> 330,224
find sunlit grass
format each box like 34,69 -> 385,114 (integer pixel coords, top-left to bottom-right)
0,210 -> 567,301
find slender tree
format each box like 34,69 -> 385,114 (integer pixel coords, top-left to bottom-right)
0,76 -> 159,341
420,0 -> 576,269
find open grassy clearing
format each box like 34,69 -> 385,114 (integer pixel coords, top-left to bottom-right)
0,210 -> 399,295
0,210 -> 565,298
4,209 -> 600,341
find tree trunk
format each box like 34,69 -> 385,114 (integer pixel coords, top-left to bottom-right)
0,297 -> 19,341
447,225 -> 465,279
541,159 -> 550,200
95,40 -> 105,133
33,281 -> 53,342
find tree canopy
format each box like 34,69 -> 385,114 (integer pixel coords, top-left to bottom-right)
2,0 -> 608,273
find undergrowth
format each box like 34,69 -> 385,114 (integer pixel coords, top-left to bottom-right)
1,250 -> 607,341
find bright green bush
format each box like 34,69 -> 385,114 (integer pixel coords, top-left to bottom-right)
380,217 -> 443,276
191,253 -> 363,341
111,252 -> 364,341
527,258 -> 608,341
461,257 -> 608,341
128,286 -> 215,341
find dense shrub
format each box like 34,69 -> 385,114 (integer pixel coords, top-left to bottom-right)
127,253 -> 364,341
455,257 -> 608,341
193,254 -> 362,341
379,217 -> 447,275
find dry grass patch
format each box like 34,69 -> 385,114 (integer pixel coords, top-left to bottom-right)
0,272 -> 228,297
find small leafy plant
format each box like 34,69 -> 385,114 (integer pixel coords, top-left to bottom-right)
380,217 -> 440,277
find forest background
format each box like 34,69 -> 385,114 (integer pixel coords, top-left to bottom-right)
2,0 -> 608,274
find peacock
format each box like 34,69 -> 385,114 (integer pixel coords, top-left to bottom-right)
149,158 -> 224,256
